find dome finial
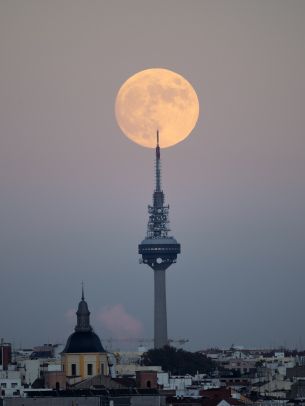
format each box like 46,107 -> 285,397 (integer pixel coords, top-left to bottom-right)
81,281 -> 84,301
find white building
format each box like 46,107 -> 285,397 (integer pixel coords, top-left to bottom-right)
0,370 -> 23,398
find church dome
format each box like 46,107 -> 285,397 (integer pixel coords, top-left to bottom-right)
63,285 -> 106,354
63,331 -> 105,353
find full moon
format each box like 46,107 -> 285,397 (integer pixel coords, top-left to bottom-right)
115,68 -> 199,148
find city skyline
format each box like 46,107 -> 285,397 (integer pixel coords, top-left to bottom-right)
1,0 -> 305,350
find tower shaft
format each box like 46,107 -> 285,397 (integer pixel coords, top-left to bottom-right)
154,269 -> 168,348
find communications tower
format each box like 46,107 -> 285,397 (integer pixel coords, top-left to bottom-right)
139,131 -> 180,349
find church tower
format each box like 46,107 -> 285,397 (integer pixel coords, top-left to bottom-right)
62,287 -> 109,384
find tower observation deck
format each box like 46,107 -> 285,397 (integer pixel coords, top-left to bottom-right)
138,131 -> 180,349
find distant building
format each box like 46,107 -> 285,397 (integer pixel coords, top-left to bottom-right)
287,365 -> 305,379
61,287 -> 109,384
136,370 -> 158,389
0,340 -> 12,371
0,370 -> 22,398
289,379 -> 305,401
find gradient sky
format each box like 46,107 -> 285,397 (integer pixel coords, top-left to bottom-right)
1,0 -> 305,351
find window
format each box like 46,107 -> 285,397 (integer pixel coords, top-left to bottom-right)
101,363 -> 104,375
1,383 -> 7,388
71,363 -> 76,376
87,364 -> 93,376
11,383 -> 18,388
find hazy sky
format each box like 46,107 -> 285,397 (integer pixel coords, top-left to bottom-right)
1,0 -> 305,351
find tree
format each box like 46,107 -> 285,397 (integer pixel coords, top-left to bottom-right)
141,346 -> 216,375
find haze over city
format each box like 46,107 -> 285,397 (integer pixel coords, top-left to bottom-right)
1,0 -> 305,351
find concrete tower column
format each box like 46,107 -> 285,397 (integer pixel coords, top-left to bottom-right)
154,269 -> 168,348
